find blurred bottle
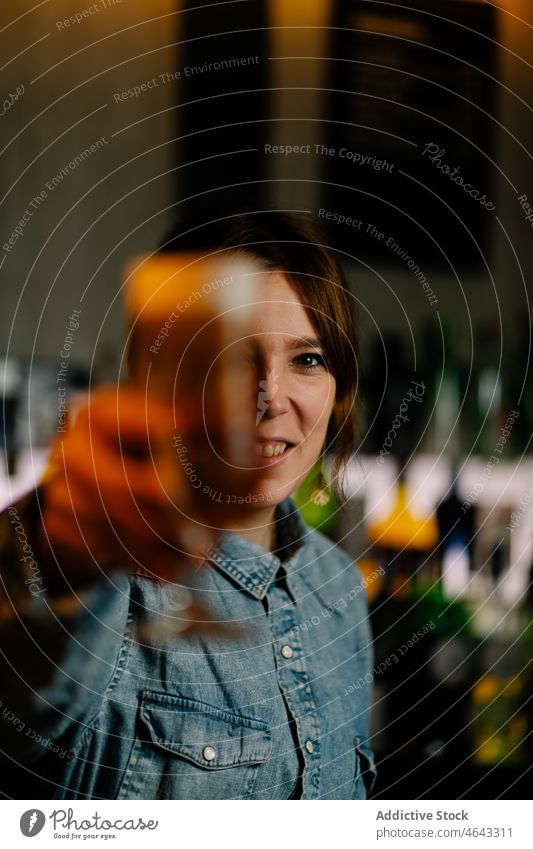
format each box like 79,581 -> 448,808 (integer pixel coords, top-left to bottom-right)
473,322 -> 505,456
0,358 -> 23,476
367,462 -> 478,766
468,535 -> 529,768
505,308 -> 532,455
422,316 -> 462,456
470,646 -> 528,768
436,468 -> 476,598
367,465 -> 439,590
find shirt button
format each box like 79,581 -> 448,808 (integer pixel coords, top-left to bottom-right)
281,644 -> 293,659
202,745 -> 216,762
305,740 -> 314,754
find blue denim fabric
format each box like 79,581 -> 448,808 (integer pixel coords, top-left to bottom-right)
17,498 -> 375,799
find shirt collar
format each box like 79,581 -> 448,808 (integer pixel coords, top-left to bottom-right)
205,497 -> 310,600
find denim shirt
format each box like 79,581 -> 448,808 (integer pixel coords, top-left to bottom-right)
4,497 -> 375,800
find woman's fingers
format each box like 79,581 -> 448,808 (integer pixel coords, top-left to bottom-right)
40,386 -> 214,581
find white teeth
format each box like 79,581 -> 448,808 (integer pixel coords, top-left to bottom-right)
260,442 -> 287,458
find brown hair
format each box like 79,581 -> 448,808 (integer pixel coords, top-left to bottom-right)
160,211 -> 360,501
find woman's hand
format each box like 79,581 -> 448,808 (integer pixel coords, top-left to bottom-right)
38,386 -> 214,586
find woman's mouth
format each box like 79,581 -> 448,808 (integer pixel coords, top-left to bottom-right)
256,440 -> 295,465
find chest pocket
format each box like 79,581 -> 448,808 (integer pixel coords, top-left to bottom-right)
117,691 -> 272,800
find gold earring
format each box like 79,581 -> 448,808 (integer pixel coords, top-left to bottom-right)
309,459 -> 331,507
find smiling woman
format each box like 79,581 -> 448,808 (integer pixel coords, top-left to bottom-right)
160,211 -> 361,506
0,211 -> 374,801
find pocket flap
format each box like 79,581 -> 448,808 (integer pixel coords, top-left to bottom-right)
139,691 -> 272,769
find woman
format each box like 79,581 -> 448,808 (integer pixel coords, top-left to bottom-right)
0,212 -> 375,800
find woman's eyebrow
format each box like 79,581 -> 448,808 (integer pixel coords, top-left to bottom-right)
243,336 -> 324,355
286,337 -> 323,350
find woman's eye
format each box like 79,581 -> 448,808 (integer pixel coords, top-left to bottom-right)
292,353 -> 327,371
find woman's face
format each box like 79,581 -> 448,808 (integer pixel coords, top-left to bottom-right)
238,272 -> 337,507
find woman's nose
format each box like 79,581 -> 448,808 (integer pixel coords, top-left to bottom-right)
255,367 -> 290,422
